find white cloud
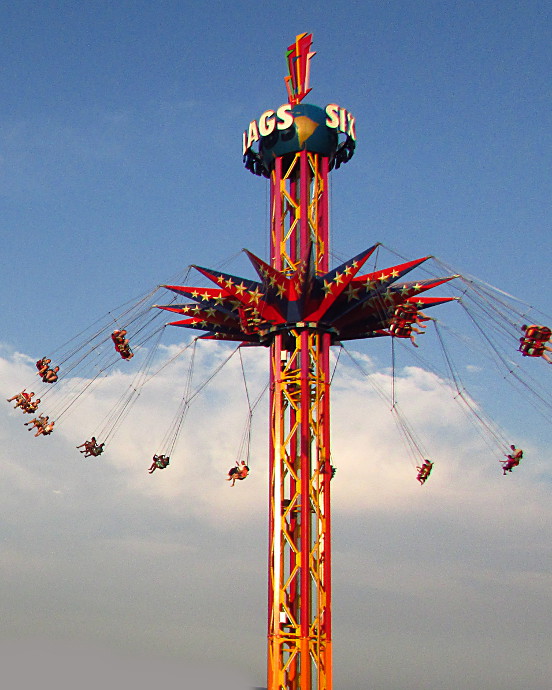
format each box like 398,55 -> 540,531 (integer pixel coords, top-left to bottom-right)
1,341 -> 547,523
0,340 -> 550,689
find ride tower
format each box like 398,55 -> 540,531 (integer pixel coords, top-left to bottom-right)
157,33 -> 454,690
244,35 -> 356,690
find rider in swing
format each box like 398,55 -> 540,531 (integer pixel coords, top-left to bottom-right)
519,325 -> 552,363
500,445 -> 523,475
227,460 -> 249,486
416,459 -> 433,484
148,454 -> 170,473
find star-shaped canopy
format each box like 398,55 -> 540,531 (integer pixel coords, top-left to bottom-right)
155,246 -> 457,344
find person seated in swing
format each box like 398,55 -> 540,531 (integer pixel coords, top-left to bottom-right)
41,365 -> 60,383
120,345 -> 134,360
389,305 -> 428,348
77,437 -> 96,454
416,459 -> 433,484
24,415 -> 54,436
500,445 -> 523,475
87,442 -> 105,457
23,397 -> 41,413
519,325 -> 552,362
24,415 -> 49,432
393,303 -> 430,323
111,330 -> 125,348
227,460 -> 249,486
112,330 -> 134,359
519,337 -> 552,363
77,437 -> 104,456
7,390 -> 34,409
36,357 -> 51,376
521,324 -> 551,342
394,303 -> 417,320
390,320 -> 424,347
148,454 -> 170,473
35,420 -> 55,437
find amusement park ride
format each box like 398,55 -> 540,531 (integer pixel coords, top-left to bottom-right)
7,34 -> 551,690
152,34 -> 550,690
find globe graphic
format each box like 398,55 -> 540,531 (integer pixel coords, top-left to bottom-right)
259,104 -> 338,170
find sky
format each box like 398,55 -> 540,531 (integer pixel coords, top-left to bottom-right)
1,2 -> 551,689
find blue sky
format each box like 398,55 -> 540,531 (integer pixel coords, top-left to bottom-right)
1,2 -> 551,689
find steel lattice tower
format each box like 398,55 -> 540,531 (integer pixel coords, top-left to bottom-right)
158,33 -> 454,690
266,150 -> 333,689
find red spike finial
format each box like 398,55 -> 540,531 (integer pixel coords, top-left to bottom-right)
284,33 -> 316,105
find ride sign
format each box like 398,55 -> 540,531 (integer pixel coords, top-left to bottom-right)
242,102 -> 356,154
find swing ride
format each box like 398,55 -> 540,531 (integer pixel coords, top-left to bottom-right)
5,33 -> 550,690
9,252 -> 548,466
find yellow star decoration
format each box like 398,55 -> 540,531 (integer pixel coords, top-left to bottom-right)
391,269 -> 399,278
276,283 -> 286,298
345,284 -> 360,302
413,283 -> 422,292
205,308 -> 216,318
224,278 -> 234,289
235,282 -> 246,295
201,292 -> 211,301
191,290 -> 199,299
216,275 -> 224,284
364,279 -> 376,291
378,273 -> 389,283
248,287 -> 262,304
213,294 -> 224,305
333,272 -> 344,285
322,279 -> 333,296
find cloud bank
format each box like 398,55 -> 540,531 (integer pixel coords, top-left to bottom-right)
0,341 -> 550,690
